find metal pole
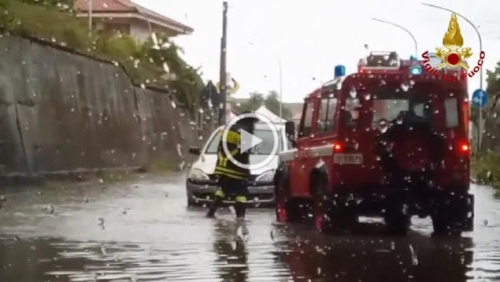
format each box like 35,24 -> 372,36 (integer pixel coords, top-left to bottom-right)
278,58 -> 283,119
421,3 -> 484,150
136,7 -> 153,43
139,10 -> 153,34
479,92 -> 483,151
371,18 -> 418,56
88,0 -> 92,35
208,85 -> 214,132
219,1 -> 228,125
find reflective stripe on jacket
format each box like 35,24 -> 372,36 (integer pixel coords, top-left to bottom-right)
214,124 -> 251,180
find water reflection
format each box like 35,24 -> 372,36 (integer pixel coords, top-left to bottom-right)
1,181 -> 500,281
212,220 -> 249,282
0,222 -> 487,282
275,223 -> 474,282
0,237 -> 61,282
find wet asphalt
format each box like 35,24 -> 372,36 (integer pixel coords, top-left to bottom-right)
0,172 -> 499,282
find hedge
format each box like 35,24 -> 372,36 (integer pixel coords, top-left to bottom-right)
0,0 -> 203,111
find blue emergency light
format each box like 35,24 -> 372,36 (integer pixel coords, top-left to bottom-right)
409,65 -> 422,75
334,65 -> 346,78
409,55 -> 417,61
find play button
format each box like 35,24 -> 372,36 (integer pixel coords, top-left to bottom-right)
221,112 -> 280,170
240,129 -> 263,153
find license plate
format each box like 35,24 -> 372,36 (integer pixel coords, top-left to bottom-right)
334,153 -> 363,164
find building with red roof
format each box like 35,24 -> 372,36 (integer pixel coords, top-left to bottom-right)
74,0 -> 193,41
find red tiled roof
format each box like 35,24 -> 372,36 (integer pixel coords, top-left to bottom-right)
73,0 -> 193,33
74,0 -> 133,12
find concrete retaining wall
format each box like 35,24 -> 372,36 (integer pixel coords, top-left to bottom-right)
0,34 -> 201,176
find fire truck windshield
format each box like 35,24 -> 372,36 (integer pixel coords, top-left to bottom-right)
371,86 -> 432,126
373,99 -> 409,123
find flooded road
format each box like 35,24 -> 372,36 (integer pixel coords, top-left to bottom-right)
0,173 -> 499,282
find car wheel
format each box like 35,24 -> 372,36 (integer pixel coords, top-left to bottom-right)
186,194 -> 198,207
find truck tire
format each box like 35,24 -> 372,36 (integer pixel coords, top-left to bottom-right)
311,173 -> 330,232
311,174 -> 357,233
384,203 -> 411,234
431,193 -> 472,236
383,189 -> 411,234
432,216 -> 462,236
275,174 -> 302,223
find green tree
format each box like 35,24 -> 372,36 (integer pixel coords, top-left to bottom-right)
231,91 -> 292,120
1,0 -> 204,113
0,0 -> 12,23
264,90 -> 293,120
135,34 -> 204,111
473,61 -> 500,129
233,92 -> 265,112
486,61 -> 500,94
481,60 -> 500,151
471,60 -> 500,191
16,0 -> 73,10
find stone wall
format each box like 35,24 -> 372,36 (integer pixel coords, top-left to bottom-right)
0,34 -> 201,176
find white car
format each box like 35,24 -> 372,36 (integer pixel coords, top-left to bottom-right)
185,122 -> 291,206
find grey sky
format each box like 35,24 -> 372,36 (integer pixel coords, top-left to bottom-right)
137,0 -> 500,102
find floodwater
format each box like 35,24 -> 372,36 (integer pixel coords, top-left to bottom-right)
0,173 -> 499,282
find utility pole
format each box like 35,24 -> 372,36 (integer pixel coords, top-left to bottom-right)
218,1 -> 228,125
88,0 -> 93,36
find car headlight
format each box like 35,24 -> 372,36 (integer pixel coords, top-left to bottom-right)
256,170 -> 275,182
188,169 -> 209,181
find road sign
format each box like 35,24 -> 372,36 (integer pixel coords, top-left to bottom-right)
472,89 -> 488,108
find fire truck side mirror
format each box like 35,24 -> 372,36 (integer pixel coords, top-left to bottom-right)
285,121 -> 295,138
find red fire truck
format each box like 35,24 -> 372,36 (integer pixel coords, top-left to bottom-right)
277,51 -> 474,235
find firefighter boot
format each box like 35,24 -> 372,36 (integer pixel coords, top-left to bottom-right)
206,196 -> 223,218
235,205 -> 249,239
234,202 -> 246,219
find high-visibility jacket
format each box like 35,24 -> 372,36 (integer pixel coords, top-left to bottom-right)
214,123 -> 251,180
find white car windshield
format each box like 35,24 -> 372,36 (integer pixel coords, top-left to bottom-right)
205,129 -> 282,155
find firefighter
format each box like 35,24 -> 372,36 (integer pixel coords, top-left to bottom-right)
206,112 -> 260,219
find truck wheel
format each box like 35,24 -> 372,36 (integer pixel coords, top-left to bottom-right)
311,175 -> 333,232
311,175 -> 340,233
384,208 -> 411,234
384,197 -> 411,234
275,175 -> 301,222
431,193 -> 472,236
313,196 -> 357,233
313,197 -> 331,232
312,176 -> 358,233
432,216 -> 462,236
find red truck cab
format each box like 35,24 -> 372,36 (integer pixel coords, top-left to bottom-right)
275,51 -> 474,235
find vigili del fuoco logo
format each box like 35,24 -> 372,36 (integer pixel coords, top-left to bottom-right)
421,13 -> 485,82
